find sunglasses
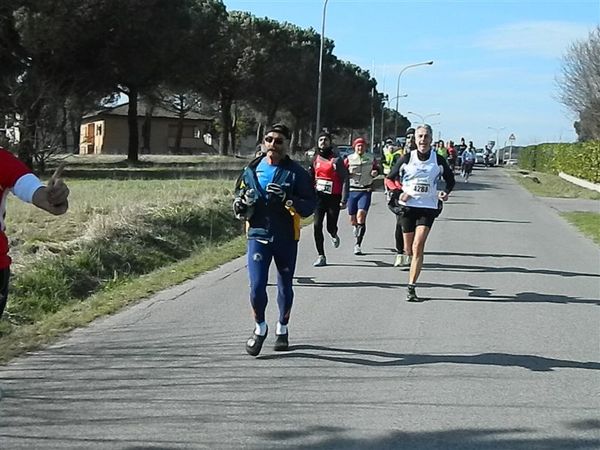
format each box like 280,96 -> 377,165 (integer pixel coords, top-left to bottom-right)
265,136 -> 284,145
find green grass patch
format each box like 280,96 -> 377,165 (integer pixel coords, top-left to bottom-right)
561,212 -> 600,245
509,169 -> 600,200
0,178 -> 247,345
0,236 -> 247,363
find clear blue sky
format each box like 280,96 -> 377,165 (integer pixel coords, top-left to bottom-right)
224,0 -> 599,148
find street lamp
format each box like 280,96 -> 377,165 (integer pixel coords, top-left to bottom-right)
488,126 -> 506,163
394,60 -> 433,137
315,0 -> 329,140
407,111 -> 440,124
381,94 -> 407,142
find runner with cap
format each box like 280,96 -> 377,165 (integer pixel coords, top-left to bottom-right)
233,123 -> 316,356
344,137 -> 380,255
309,132 -> 349,267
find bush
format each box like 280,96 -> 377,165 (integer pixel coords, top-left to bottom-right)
519,141 -> 600,183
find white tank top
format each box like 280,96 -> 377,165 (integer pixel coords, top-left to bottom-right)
400,150 -> 441,209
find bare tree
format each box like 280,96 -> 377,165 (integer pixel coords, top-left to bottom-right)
558,26 -> 600,141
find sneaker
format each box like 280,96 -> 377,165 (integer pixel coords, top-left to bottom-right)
401,254 -> 412,267
331,235 -> 340,248
313,255 -> 327,267
245,326 -> 268,356
274,333 -> 289,351
406,285 -> 421,302
393,254 -> 403,267
354,244 -> 362,255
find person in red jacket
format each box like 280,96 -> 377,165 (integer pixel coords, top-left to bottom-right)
309,132 -> 349,266
0,147 -> 70,319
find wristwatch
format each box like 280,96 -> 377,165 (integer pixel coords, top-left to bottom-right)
285,199 -> 294,207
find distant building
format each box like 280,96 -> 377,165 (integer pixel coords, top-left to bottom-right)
79,103 -> 215,155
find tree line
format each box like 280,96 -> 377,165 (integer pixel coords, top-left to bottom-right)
0,0 -> 408,168
558,26 -> 600,142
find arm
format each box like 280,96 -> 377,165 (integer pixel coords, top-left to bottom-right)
386,154 -> 409,181
289,166 -> 317,218
335,156 -> 349,204
436,153 -> 455,199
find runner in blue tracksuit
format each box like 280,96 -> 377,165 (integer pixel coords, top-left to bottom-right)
233,123 -> 316,356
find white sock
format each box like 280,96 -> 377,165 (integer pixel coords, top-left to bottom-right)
276,322 -> 288,335
255,321 -> 267,336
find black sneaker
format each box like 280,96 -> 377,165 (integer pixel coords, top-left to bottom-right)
245,326 -> 268,356
406,285 -> 421,302
273,333 -> 289,351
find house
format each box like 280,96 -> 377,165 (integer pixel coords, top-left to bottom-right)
79,103 -> 215,155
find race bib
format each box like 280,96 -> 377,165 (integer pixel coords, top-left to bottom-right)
316,179 -> 334,194
413,178 -> 429,194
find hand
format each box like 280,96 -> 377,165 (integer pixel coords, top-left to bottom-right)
339,201 -> 347,210
241,188 -> 256,206
438,191 -> 449,202
400,192 -> 412,202
232,197 -> 247,219
34,163 -> 69,215
266,183 -> 286,202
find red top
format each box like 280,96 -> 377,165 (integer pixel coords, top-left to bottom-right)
313,154 -> 345,195
0,148 -> 32,269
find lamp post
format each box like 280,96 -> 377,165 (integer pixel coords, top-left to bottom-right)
407,111 -> 440,124
315,0 -> 329,141
488,126 -> 506,164
381,94 -> 407,142
394,60 -> 433,137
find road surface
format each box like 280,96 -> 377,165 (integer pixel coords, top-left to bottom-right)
0,167 -> 598,449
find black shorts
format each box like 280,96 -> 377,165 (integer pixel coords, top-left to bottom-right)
399,206 -> 439,233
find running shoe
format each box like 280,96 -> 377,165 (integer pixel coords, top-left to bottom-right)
274,333 -> 289,351
406,285 -> 421,302
393,254 -> 403,267
331,235 -> 340,248
402,254 -> 412,267
313,255 -> 327,267
354,244 -> 362,255
245,327 -> 268,356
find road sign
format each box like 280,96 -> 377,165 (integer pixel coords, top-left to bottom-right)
509,133 -> 516,141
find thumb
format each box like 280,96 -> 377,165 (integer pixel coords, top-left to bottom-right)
49,162 -> 66,187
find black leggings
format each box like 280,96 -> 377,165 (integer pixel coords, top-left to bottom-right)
313,193 -> 342,255
395,215 -> 404,254
0,268 -> 10,319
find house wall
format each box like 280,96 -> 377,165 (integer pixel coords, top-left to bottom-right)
80,116 -> 213,154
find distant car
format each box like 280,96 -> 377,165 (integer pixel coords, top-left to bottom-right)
475,150 -> 485,165
505,158 -> 518,166
336,145 -> 353,158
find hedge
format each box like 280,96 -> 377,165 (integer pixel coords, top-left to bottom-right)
519,141 -> 600,184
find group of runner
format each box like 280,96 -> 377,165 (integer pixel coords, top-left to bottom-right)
234,123 -> 455,357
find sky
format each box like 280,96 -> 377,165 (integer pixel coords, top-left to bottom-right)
224,0 -> 599,148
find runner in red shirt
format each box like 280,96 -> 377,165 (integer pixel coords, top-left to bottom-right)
0,148 -> 70,318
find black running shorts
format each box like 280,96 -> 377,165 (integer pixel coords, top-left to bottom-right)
399,206 -> 438,232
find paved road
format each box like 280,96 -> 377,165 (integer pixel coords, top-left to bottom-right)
1,167 -> 599,450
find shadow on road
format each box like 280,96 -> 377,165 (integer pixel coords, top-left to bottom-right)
423,262 -> 599,279
440,217 -> 531,224
257,426 -> 600,450
262,345 -> 600,372
426,251 -> 535,258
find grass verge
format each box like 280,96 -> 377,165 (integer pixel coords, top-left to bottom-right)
508,169 -> 600,199
0,236 -> 247,364
561,212 -> 600,245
